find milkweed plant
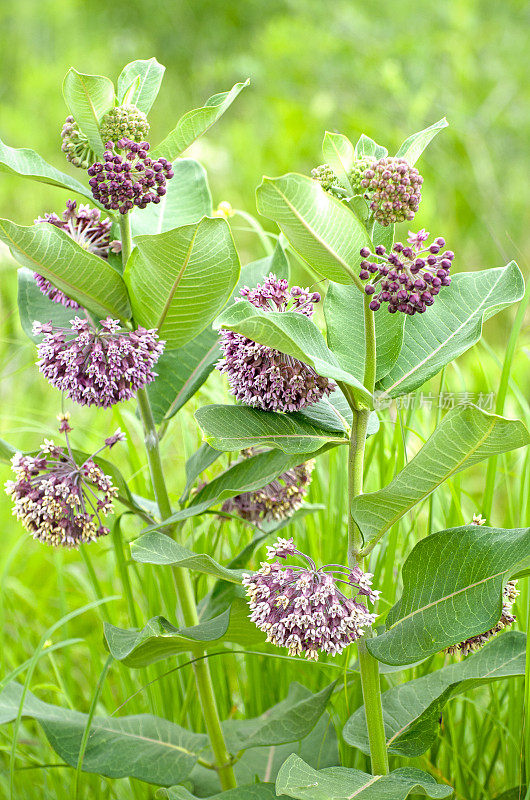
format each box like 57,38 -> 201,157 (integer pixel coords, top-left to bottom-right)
0,57 -> 528,799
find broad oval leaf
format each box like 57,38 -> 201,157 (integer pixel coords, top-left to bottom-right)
180,443 -> 222,503
214,301 -> 372,406
395,118 -> 448,165
105,599 -> 263,666
131,533 -> 243,583
275,755 -> 452,800
131,158 -> 212,236
377,262 -> 525,399
195,404 -> 349,455
117,57 -> 165,113
322,131 -> 355,193
0,219 -> 131,320
345,630 -> 525,757
0,137 -> 99,204
324,282 -> 404,383
152,80 -> 250,160
368,525 -> 530,665
256,173 -> 370,285
352,405 -> 530,546
0,682 -> 206,786
125,217 -> 240,348
62,68 -> 115,156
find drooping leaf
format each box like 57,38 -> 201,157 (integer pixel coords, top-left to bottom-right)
130,533 -> 243,582
351,405 -> 530,546
377,262 -> 525,399
324,282 -> 404,383
214,301 -> 372,406
152,80 -> 250,160
180,443 -> 222,503
345,630 -> 525,757
395,118 -> 448,166
167,447 -> 323,522
105,599 -> 263,666
368,525 -> 530,665
321,132 -> 355,193
148,327 -> 219,424
131,158 -> 212,236
0,438 -> 16,463
117,57 -> 165,113
0,682 -> 206,786
158,786 -> 276,800
195,404 -> 349,455
190,684 -> 339,795
124,217 -> 240,348
0,219 -> 131,320
354,134 -> 388,160
62,68 -> 115,156
256,173 -> 370,285
17,268 -> 75,340
276,755 -> 453,799
0,138 -> 99,204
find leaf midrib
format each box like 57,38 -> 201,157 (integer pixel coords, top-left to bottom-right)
156,226 -> 200,330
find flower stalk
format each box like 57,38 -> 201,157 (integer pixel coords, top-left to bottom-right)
120,214 -> 237,791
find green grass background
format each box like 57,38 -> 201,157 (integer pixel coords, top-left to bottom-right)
0,1 -> 529,797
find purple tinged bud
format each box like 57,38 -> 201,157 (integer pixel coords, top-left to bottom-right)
360,247 -> 370,258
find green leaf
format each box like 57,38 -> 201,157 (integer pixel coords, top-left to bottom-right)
321,132 -> 355,193
130,533 -> 243,582
124,217 -> 240,348
0,219 -> 131,320
180,443 -> 222,503
0,682 -> 206,786
177,447 -> 324,522
131,158 -> 212,236
0,137 -> 99,204
195,404 -> 349,454
256,173 -> 370,285
354,134 -> 388,160
105,599 -> 263,666
214,302 -> 372,406
117,57 -> 165,113
351,405 -> 530,546
344,630 -> 525,757
148,327 -> 219,424
158,786 -> 276,800
190,684 -> 339,795
17,268 -> 75,340
377,262 -> 525,399
62,68 -> 115,156
395,118 -> 448,165
324,282 -> 404,383
152,80 -> 250,160
276,755 -> 452,799
368,525 -> 530,665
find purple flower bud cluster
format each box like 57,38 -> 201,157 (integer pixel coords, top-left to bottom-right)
88,139 -> 174,214
222,450 -> 315,524
99,105 -> 150,145
446,581 -> 519,656
33,317 -> 165,407
359,229 -> 454,315
243,538 -> 379,660
361,157 -> 423,226
217,274 -> 335,412
34,200 -> 116,308
4,428 -> 123,548
61,115 -> 96,169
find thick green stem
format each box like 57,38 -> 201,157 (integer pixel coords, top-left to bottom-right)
120,214 -> 236,791
346,300 -> 389,776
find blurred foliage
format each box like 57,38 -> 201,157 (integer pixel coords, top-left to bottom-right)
0,0 -> 528,274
